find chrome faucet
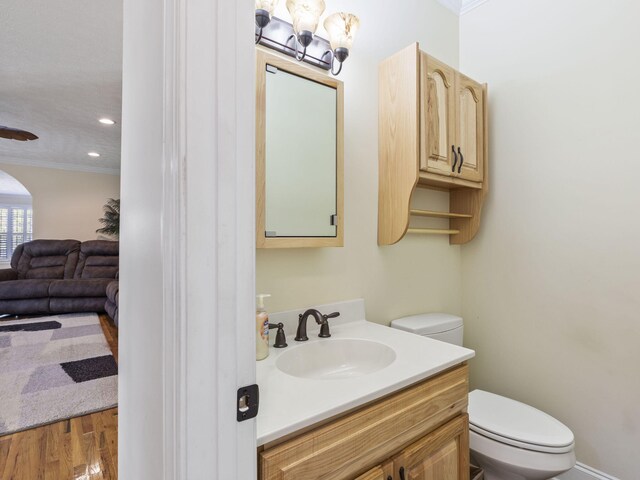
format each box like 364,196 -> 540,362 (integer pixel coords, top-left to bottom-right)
295,309 -> 340,341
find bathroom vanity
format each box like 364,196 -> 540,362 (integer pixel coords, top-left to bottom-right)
256,300 -> 475,480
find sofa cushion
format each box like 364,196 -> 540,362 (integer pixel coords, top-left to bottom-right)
0,269 -> 18,282
0,279 -> 52,300
49,279 -> 112,298
0,298 -> 50,315
50,297 -> 107,314
105,280 -> 119,326
11,240 -> 80,280
106,280 -> 119,302
74,240 -> 119,279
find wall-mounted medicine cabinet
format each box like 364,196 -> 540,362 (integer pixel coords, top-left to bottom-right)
378,43 -> 488,246
256,50 -> 344,248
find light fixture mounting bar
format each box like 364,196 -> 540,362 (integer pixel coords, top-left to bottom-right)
256,16 -> 331,71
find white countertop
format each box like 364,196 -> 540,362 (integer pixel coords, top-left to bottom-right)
256,299 -> 475,446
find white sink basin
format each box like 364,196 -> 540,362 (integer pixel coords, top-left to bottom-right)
276,339 -> 396,380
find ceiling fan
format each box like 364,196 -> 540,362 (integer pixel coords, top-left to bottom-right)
0,126 -> 38,141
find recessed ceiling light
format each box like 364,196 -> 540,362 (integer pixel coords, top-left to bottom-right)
98,118 -> 116,125
88,152 -> 101,157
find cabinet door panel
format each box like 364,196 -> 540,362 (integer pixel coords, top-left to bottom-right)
355,460 -> 393,480
393,415 -> 469,480
421,54 -> 456,175
455,75 -> 484,183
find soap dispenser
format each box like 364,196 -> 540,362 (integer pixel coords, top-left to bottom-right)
256,294 -> 271,360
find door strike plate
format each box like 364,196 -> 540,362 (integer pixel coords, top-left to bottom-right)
237,384 -> 259,422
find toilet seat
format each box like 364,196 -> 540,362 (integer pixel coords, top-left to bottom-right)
468,390 -> 574,454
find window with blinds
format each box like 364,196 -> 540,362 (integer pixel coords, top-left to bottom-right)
0,205 -> 33,261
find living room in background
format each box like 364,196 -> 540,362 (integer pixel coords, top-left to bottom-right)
0,170 -> 33,262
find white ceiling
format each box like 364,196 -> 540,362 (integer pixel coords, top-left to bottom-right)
0,0 -> 486,178
0,0 -> 123,175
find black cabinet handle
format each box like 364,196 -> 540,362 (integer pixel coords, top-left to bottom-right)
457,147 -> 464,173
451,145 -> 458,172
399,466 -> 405,480
387,476 -> 393,480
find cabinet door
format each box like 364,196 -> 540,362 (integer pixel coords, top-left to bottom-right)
355,460 -> 393,480
393,415 -> 469,480
420,54 -> 456,176
455,74 -> 484,183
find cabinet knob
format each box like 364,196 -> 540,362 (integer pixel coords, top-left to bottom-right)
457,147 -> 464,173
451,145 -> 458,172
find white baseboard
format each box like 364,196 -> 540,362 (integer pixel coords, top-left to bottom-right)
554,462 -> 619,480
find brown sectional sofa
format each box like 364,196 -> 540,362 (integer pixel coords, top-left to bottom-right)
0,239 -> 119,323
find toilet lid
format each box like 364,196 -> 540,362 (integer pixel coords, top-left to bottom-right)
468,390 -> 574,453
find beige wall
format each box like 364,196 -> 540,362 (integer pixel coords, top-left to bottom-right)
0,163 -> 120,241
257,0 -> 463,323
460,1 -> 640,477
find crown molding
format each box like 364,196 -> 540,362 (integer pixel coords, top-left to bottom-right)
460,0 -> 489,15
437,0 -> 462,15
0,157 -> 120,176
437,0 -> 488,16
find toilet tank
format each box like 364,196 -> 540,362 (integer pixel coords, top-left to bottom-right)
391,313 -> 463,346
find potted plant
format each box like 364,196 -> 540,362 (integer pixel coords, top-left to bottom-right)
96,198 -> 120,239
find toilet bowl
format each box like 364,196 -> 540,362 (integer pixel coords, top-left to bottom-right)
390,314 -> 576,480
468,390 -> 575,480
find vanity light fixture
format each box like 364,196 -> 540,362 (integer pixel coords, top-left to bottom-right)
98,118 -> 116,125
88,152 -> 101,157
285,0 -> 325,60
322,12 -> 360,75
255,0 -> 279,44
254,0 -> 359,75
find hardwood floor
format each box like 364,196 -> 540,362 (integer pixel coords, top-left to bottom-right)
0,314 -> 119,480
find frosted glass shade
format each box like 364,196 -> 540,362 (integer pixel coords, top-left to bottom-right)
324,12 -> 360,51
255,0 -> 279,15
286,0 -> 326,34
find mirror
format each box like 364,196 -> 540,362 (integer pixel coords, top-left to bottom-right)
256,50 -> 343,248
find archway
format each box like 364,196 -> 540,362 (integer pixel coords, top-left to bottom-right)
0,170 -> 33,262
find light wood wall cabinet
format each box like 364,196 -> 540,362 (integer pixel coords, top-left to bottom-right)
379,43 -> 488,245
259,364 -> 469,480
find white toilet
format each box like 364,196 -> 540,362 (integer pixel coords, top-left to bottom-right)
391,313 -> 576,480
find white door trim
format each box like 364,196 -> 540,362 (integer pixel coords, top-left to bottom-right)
120,0 -> 256,478
163,0 -> 257,478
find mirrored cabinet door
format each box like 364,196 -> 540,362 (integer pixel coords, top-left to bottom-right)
257,50 -> 344,248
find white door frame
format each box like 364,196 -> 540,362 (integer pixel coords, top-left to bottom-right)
120,0 -> 256,478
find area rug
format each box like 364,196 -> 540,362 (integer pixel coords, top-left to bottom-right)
0,313 -> 117,436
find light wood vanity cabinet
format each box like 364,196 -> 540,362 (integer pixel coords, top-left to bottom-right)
355,461 -> 393,480
379,43 -> 488,245
356,415 -> 468,480
259,364 -> 469,480
392,414 -> 469,480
